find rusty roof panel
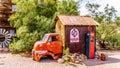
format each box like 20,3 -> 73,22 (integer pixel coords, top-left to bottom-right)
56,15 -> 99,26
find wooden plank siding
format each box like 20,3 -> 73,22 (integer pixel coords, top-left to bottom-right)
0,0 -> 16,48
65,26 -> 96,53
55,15 -> 99,53
55,20 -> 66,47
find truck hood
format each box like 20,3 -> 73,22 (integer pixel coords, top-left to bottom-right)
34,41 -> 45,45
33,41 -> 45,50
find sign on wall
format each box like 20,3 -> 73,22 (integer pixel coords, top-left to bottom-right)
70,28 -> 79,43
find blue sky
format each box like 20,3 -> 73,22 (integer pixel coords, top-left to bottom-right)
80,0 -> 120,16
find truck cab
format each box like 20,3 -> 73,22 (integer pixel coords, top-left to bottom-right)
32,33 -> 62,62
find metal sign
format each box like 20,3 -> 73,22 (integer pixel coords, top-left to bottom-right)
70,28 -> 79,43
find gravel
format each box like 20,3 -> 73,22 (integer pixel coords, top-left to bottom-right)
0,50 -> 120,68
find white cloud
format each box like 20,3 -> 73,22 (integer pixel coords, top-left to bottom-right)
80,0 -> 120,16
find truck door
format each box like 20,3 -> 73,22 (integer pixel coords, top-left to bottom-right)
47,35 -> 62,54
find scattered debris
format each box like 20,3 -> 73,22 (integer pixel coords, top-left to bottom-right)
57,58 -> 64,63
0,47 -> 9,53
0,48 -> 3,52
62,54 -> 72,63
95,52 -> 101,59
95,52 -> 108,61
57,53 -> 87,64
100,53 -> 108,61
4,47 -> 9,52
58,52 -> 108,65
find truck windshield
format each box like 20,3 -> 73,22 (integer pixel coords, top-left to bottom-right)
42,35 -> 48,42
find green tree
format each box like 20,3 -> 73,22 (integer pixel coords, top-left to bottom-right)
57,0 -> 80,15
86,3 -> 120,48
114,17 -> 120,26
104,4 -> 117,23
9,0 -> 80,53
86,3 -> 100,18
86,3 -> 117,23
86,3 -> 105,23
96,23 -> 118,48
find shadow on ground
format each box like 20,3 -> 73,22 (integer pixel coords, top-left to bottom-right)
83,56 -> 120,66
38,56 -> 57,63
33,51 -> 120,67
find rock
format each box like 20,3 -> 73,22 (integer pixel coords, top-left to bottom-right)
3,47 -> 9,52
57,58 -> 64,63
70,58 -> 75,63
75,61 -> 79,64
79,54 -> 87,60
95,52 -> 100,59
79,61 -> 83,65
0,48 -> 3,52
0,47 -> 9,53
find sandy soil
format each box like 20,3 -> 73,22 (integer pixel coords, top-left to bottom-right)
0,50 -> 120,68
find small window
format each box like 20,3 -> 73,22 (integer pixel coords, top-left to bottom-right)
48,36 -> 58,42
42,35 -> 48,42
52,36 -> 58,41
12,5 -> 16,12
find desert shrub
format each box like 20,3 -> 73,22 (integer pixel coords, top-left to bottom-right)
96,23 -> 120,48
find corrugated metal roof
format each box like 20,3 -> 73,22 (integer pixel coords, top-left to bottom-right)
56,15 -> 99,26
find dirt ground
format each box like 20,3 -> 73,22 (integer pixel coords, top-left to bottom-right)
0,50 -> 120,68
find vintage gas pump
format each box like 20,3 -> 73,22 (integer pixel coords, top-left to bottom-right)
85,26 -> 95,59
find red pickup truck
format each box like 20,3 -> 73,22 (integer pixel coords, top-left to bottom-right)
32,33 -> 62,62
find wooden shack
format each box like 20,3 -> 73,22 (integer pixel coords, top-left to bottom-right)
0,0 -> 16,48
55,15 -> 99,53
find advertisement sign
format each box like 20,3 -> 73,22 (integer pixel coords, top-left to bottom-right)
70,28 -> 79,43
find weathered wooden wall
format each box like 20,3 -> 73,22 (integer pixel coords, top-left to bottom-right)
55,20 -> 66,47
0,0 -> 16,48
56,21 -> 96,53
55,15 -> 98,53
0,0 -> 12,27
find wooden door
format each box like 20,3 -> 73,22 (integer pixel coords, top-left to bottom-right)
65,26 -> 82,53
65,26 -> 88,53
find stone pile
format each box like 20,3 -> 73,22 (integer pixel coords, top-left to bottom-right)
58,53 -> 87,64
